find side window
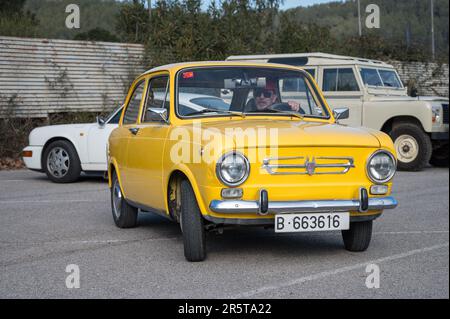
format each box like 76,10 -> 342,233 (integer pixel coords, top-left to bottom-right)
337,68 -> 359,91
123,80 -> 145,125
360,68 -> 383,86
143,76 -> 170,122
323,68 -> 359,92
323,69 -> 338,91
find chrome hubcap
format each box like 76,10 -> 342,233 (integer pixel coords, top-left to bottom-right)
112,179 -> 122,219
47,147 -> 70,178
394,135 -> 419,163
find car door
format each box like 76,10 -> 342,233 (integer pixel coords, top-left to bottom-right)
115,79 -> 147,199
87,107 -> 123,169
319,66 -> 363,127
125,73 -> 171,210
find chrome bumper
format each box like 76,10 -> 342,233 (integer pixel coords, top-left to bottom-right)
210,196 -> 398,215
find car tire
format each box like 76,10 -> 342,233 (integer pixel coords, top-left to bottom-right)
430,144 -> 449,167
43,140 -> 81,183
180,179 -> 206,262
110,171 -> 138,228
390,122 -> 432,171
342,221 -> 372,252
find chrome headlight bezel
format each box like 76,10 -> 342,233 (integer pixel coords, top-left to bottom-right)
216,151 -> 250,187
366,150 -> 397,184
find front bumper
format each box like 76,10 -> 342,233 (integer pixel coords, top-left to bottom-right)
210,196 -> 398,215
208,188 -> 397,226
22,146 -> 43,171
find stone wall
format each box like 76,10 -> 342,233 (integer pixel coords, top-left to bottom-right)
390,60 -> 449,97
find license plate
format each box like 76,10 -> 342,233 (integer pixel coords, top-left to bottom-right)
274,212 -> 350,233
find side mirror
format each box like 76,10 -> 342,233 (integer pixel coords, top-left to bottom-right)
333,107 -> 350,121
97,116 -> 106,127
149,108 -> 169,123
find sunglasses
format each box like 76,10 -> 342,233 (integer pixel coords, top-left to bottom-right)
254,89 -> 275,98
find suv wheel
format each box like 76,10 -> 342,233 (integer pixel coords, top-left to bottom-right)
111,171 -> 138,228
342,221 -> 373,252
390,122 -> 432,171
43,140 -> 81,183
180,179 -> 206,262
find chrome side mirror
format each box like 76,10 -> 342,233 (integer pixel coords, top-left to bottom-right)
333,107 -> 350,121
97,116 -> 106,127
149,108 -> 169,123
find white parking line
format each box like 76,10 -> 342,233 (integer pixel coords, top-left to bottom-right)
229,242 -> 450,298
0,199 -> 98,204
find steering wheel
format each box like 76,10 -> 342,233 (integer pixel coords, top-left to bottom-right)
270,103 -> 305,114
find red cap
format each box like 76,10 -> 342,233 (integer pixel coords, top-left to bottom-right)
265,79 -> 277,91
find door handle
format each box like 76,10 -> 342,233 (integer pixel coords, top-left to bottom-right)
129,127 -> 140,135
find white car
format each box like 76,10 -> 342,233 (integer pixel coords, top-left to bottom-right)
22,106 -> 123,183
22,93 -> 230,182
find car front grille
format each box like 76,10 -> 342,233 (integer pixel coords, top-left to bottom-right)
262,156 -> 355,175
443,103 -> 449,124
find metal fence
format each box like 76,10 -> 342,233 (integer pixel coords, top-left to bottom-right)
0,36 -> 145,118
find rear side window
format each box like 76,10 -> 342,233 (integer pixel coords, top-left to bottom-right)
123,80 -> 145,124
323,68 -> 359,92
143,75 -> 170,122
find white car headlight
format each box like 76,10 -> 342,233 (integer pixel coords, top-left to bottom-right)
216,151 -> 250,187
366,151 -> 397,183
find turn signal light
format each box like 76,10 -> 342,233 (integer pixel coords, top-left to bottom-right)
22,150 -> 33,158
221,188 -> 243,199
370,185 -> 389,195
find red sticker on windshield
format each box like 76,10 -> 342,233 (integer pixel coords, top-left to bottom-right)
182,71 -> 194,79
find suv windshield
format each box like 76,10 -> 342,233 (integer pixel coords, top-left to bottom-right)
360,68 -> 402,88
177,67 -> 329,119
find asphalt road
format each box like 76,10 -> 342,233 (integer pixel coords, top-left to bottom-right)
0,168 -> 448,299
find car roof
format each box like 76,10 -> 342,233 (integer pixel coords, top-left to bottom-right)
141,61 -> 308,76
226,52 -> 394,68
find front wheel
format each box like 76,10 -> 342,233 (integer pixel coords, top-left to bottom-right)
342,221 -> 373,252
43,140 -> 81,183
110,171 -> 138,228
180,179 -> 206,262
390,123 -> 432,171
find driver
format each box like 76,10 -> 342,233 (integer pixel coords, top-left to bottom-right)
254,81 -> 301,112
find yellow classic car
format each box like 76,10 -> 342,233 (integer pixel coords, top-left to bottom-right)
108,61 -> 398,262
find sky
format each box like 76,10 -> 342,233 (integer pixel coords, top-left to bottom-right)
202,0 -> 337,10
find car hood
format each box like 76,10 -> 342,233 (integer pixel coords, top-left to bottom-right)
199,119 -> 381,148
29,123 -> 97,145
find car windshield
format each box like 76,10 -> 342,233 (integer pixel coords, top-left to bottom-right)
177,67 -> 329,119
106,105 -> 124,124
360,68 -> 402,88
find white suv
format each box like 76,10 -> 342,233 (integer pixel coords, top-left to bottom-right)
227,53 -> 449,171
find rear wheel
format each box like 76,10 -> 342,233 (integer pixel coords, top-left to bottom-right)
180,179 -> 206,262
390,122 -> 432,171
342,221 -> 373,252
43,140 -> 81,183
110,171 -> 138,228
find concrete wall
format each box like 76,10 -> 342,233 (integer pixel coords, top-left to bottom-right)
0,36 -> 145,118
390,60 -> 449,98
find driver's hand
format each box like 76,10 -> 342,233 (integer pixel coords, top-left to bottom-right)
288,101 -> 300,112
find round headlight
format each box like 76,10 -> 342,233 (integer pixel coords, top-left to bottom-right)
367,151 -> 396,183
216,152 -> 250,186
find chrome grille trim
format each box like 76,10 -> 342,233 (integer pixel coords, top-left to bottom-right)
262,156 -> 355,175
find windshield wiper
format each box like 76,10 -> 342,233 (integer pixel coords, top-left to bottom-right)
185,109 -> 245,118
